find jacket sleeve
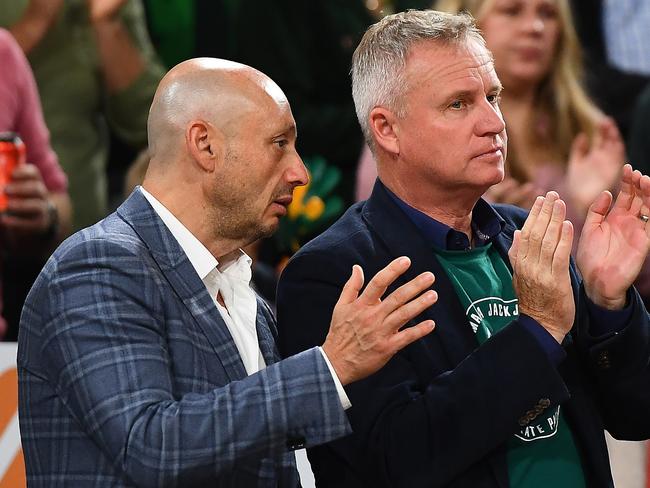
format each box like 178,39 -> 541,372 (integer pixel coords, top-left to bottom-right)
277,249 -> 572,487
575,285 -> 650,440
20,238 -> 350,487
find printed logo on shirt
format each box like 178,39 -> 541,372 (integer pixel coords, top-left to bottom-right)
514,405 -> 561,442
465,297 -> 519,338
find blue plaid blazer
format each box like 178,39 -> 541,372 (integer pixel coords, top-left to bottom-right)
17,188 -> 351,487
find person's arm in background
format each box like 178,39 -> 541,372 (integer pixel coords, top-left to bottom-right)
90,0 -> 164,145
8,0 -> 64,54
0,28 -> 71,250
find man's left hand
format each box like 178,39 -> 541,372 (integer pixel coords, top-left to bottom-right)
1,163 -> 54,235
576,164 -> 650,310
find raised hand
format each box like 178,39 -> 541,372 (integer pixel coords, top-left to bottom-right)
323,257 -> 437,385
508,192 -> 575,343
9,0 -> 65,53
566,118 -> 625,216
576,164 -> 650,309
87,0 -> 128,24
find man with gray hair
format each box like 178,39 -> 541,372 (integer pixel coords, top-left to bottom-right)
278,9 -> 650,487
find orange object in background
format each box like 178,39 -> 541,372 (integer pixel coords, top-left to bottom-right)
0,345 -> 26,488
0,133 -> 26,212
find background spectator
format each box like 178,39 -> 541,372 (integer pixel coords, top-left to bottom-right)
0,28 -> 71,341
1,0 -> 164,230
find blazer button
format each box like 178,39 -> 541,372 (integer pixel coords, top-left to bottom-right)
596,351 -> 611,370
286,436 -> 306,451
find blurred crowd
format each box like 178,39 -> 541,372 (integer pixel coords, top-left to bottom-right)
1,0 -> 650,343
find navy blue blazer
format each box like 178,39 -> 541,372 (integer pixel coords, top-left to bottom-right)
277,181 -> 650,488
18,189 -> 351,487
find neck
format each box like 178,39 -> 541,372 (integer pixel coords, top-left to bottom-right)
142,179 -> 248,262
382,178 -> 476,237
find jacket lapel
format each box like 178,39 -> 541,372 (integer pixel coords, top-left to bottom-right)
116,188 -> 248,381
255,297 -> 280,365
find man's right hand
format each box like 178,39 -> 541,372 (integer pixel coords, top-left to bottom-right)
322,257 -> 437,385
508,192 -> 575,344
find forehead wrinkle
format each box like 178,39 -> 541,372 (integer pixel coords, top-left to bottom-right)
406,41 -> 498,96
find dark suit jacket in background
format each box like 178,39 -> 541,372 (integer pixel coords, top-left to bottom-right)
277,181 -> 650,487
18,189 -> 351,487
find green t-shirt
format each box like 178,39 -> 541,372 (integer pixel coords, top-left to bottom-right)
435,244 -> 586,488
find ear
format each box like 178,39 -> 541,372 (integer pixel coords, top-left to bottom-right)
186,120 -> 224,172
369,107 -> 400,156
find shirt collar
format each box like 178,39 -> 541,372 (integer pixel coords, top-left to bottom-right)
380,181 -> 505,251
139,187 -> 251,280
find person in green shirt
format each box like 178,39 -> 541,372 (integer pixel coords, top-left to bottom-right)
2,0 -> 164,230
277,9 -> 650,487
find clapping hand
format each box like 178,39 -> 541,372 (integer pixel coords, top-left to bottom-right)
576,164 -> 650,309
508,192 -> 575,343
567,118 -> 625,216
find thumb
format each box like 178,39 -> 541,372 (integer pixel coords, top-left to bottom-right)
508,230 -> 521,268
584,191 -> 612,230
336,264 -> 365,305
570,133 -> 590,163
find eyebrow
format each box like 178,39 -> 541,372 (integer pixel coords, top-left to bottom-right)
272,124 -> 297,139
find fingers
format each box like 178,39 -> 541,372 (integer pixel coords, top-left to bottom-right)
517,195 -> 544,260
551,220 -> 574,277
380,271 -> 435,315
570,132 -> 589,162
613,164 -> 636,211
5,167 -> 48,199
540,199 -> 567,263
389,320 -> 435,352
336,264 -> 364,306
358,256 -> 411,305
626,169 -> 644,212
583,191 -> 613,230
383,287 -> 437,331
508,229 -> 521,268
520,192 -> 559,263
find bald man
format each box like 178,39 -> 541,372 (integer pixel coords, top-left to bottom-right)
17,58 -> 437,487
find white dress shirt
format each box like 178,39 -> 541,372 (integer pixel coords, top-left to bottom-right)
140,188 -> 350,407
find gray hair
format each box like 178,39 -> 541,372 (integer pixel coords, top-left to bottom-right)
351,9 -> 485,149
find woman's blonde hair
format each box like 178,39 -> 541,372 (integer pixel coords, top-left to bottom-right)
436,0 -> 601,180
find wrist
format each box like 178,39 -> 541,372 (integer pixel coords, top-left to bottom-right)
41,199 -> 59,240
321,343 -> 352,386
586,291 -> 626,311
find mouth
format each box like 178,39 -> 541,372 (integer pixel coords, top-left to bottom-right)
273,195 -> 293,207
474,146 -> 504,160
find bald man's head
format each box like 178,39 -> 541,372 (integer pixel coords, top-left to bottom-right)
146,58 -> 289,164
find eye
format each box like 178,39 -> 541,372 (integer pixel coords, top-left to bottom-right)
274,139 -> 289,148
449,100 -> 465,110
487,93 -> 502,105
538,4 -> 558,19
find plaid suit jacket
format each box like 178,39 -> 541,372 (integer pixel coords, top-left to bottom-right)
17,188 -> 351,487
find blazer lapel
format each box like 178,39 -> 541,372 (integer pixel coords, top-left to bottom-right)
362,182 -> 479,367
116,188 -> 248,381
255,297 -> 280,365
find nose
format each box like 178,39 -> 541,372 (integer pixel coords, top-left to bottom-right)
287,151 -> 310,188
522,12 -> 545,35
476,99 -> 506,137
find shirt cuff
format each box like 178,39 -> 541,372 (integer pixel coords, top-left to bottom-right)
518,314 -> 566,366
318,346 -> 352,410
585,289 -> 633,337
